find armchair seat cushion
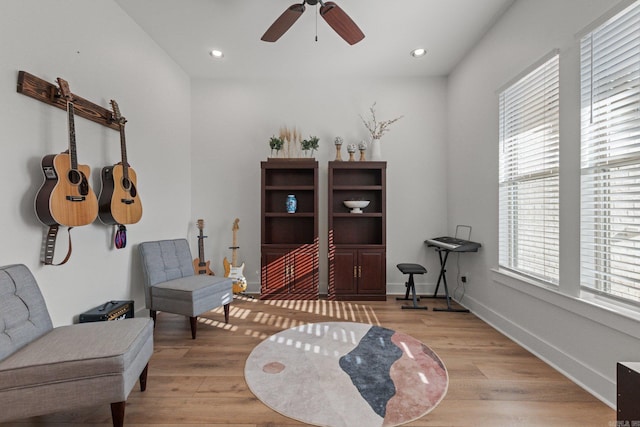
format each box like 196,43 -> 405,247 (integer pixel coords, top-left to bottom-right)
152,275 -> 233,317
0,264 -> 154,425
0,318 -> 152,392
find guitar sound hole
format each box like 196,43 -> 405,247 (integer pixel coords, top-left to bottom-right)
122,178 -> 137,197
68,169 -> 82,185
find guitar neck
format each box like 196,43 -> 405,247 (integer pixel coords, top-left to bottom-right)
198,231 -> 205,261
119,125 -> 130,181
231,230 -> 238,266
67,101 -> 78,171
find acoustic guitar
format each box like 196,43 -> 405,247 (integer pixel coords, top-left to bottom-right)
193,219 -> 214,275
35,78 -> 98,227
98,100 -> 142,225
223,218 -> 247,293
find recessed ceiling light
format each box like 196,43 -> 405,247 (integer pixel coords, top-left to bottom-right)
410,48 -> 427,58
210,49 -> 224,59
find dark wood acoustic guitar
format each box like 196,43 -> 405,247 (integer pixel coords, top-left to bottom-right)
35,78 -> 98,227
98,100 -> 142,225
193,219 -> 214,275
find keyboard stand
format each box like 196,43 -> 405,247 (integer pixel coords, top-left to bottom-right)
426,248 -> 470,313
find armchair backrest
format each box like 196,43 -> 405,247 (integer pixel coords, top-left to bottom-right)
0,264 -> 53,361
138,239 -> 195,307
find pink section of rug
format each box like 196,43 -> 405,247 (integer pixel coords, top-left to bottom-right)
244,322 -> 448,427
384,332 -> 449,426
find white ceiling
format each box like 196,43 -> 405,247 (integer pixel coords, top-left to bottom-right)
114,0 -> 514,79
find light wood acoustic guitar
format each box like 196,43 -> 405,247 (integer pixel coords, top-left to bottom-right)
35,78 -> 98,227
193,219 -> 214,275
223,218 -> 247,293
98,100 -> 142,225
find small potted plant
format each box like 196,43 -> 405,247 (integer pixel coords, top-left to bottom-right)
301,136 -> 320,157
269,136 -> 284,157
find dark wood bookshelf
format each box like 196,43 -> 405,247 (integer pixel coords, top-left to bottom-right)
328,161 -> 386,300
260,159 -> 318,299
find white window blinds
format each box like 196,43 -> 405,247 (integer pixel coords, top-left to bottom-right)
499,54 -> 560,284
580,1 -> 640,304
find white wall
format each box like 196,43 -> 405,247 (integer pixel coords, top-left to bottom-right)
447,0 -> 640,407
0,0 -> 191,326
190,76 -> 449,295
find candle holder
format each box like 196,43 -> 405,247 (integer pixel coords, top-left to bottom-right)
334,136 -> 344,161
346,144 -> 356,162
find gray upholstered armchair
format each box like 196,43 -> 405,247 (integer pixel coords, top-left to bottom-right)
0,264 -> 154,427
138,239 -> 233,339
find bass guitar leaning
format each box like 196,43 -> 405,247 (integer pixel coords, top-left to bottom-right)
98,100 -> 142,225
193,219 -> 214,275
35,78 -> 98,227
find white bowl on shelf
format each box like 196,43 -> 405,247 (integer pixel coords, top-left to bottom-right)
343,200 -> 370,214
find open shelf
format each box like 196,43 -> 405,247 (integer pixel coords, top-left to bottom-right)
331,216 -> 384,245
263,217 -> 316,245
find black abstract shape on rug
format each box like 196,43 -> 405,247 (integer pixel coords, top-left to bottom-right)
338,326 -> 403,418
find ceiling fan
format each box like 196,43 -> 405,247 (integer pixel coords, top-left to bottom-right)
261,0 -> 365,45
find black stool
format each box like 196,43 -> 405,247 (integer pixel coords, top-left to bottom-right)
396,263 -> 428,310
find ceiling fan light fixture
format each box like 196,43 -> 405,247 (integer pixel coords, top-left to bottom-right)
410,48 -> 427,58
210,49 -> 224,59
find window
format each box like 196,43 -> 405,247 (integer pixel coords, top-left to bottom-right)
580,1 -> 640,304
499,53 -> 560,284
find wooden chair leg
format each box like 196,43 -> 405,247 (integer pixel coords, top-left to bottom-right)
139,363 -> 149,392
110,401 -> 125,427
224,303 -> 230,323
189,316 -> 197,339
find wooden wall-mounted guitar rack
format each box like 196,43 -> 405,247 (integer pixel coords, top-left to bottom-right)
16,71 -> 119,131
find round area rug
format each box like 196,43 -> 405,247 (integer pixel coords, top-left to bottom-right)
244,322 -> 448,427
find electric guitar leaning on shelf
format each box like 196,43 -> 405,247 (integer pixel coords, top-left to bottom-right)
193,219 -> 214,275
98,99 -> 143,225
35,77 -> 98,228
223,218 -> 247,293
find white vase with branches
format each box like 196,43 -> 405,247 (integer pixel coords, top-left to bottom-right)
360,102 -> 403,160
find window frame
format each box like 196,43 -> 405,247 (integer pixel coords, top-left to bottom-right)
498,51 -> 561,285
579,0 -> 640,306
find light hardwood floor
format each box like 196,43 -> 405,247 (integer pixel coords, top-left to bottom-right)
3,296 -> 616,427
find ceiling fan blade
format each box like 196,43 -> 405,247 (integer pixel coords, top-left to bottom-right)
261,3 -> 306,42
320,1 -> 364,45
